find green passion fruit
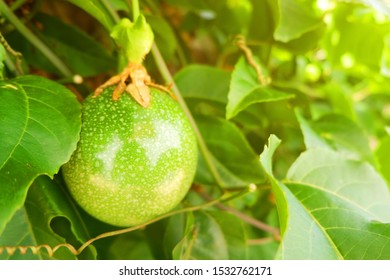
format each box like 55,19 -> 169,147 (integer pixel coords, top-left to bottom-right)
62,87 -> 198,227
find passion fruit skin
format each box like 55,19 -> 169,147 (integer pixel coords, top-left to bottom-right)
62,87 -> 197,227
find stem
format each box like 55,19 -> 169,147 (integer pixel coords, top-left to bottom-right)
197,188 -> 280,238
218,203 -> 280,236
132,0 -> 140,20
247,237 -> 276,245
77,196 -> 221,254
0,31 -> 23,75
151,43 -> 225,188
0,0 -> 73,77
235,35 -> 270,86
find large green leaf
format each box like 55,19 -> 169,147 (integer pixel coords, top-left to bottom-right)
173,211 -> 247,260
146,15 -> 178,61
0,75 -> 81,235
278,22 -> 326,54
296,112 -> 374,163
248,0 -> 276,42
0,176 -> 95,260
261,137 -> 390,259
35,13 -> 115,76
226,57 -> 294,119
66,0 -> 115,30
7,13 -> 116,77
195,115 -> 265,187
274,0 -> 323,42
287,149 -> 390,222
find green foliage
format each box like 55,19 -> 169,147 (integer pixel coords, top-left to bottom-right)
227,56 -> 294,119
65,0 -> 116,30
173,211 -> 247,260
0,0 -> 390,260
0,44 -> 5,78
0,176 -> 95,260
6,13 -> 116,77
0,75 -> 81,235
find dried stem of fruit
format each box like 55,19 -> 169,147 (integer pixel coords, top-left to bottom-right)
93,62 -> 174,107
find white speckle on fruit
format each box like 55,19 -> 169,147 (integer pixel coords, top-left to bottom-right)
96,135 -> 123,175
137,119 -> 181,166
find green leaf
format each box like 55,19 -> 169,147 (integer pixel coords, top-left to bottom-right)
323,82 -> 356,120
278,22 -> 326,54
274,0 -> 323,42
108,0 -> 130,11
110,16 -> 154,64
145,15 -> 177,61
265,144 -> 390,259
215,0 -> 253,34
106,232 -> 154,260
163,213 -> 187,259
0,75 -> 81,235
174,65 -> 230,104
357,93 -> 390,137
173,211 -> 247,260
34,13 -> 115,76
6,13 -> 116,77
259,135 -> 289,235
248,0 -> 276,41
287,149 -> 390,222
226,56 -> 294,119
259,134 -> 282,176
66,0 -> 115,30
376,135 -> 390,186
0,176 -> 95,260
0,208 -> 41,259
195,115 -> 265,187
296,112 -> 374,163
324,5 -> 386,70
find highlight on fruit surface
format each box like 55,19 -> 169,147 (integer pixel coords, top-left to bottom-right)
62,86 -> 198,227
